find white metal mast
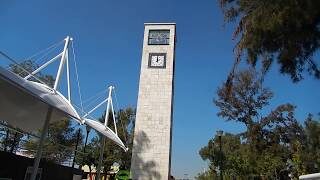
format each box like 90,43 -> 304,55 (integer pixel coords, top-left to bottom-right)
96,86 -> 114,180
30,36 -> 72,180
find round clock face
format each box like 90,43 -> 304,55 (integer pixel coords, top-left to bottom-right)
149,53 -> 166,68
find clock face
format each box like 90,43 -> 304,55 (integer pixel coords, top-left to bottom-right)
148,53 -> 166,68
148,30 -> 170,45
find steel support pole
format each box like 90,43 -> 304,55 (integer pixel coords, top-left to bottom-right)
96,136 -> 106,180
30,107 -> 53,180
83,129 -> 90,153
96,86 -> 113,180
54,36 -> 70,90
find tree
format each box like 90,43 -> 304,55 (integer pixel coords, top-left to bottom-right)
9,60 -> 55,87
202,71 -> 319,178
212,68 -> 304,178
0,122 -> 24,153
214,69 -> 302,149
291,114 -> 320,176
195,169 -> 217,180
23,120 -> 82,164
79,138 -> 100,180
0,124 -> 10,151
219,0 -> 320,82
114,108 -> 135,170
99,108 -> 135,176
199,133 -> 252,179
77,107 -> 135,176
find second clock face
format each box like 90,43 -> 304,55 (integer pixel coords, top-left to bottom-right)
148,30 -> 170,45
148,53 -> 166,68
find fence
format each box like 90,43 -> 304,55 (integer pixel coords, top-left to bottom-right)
0,123 -> 86,179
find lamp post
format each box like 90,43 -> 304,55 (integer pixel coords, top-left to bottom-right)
216,130 -> 223,180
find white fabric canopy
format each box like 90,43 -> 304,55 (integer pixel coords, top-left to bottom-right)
84,118 -> 128,151
0,66 -> 127,151
0,66 -> 81,133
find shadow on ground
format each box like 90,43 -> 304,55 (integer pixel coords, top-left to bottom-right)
131,130 -> 161,180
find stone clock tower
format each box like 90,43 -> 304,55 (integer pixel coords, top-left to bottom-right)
131,23 -> 176,180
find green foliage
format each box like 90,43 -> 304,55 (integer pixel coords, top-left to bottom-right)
23,120 -> 82,163
78,107 -> 135,173
215,69 -> 273,126
295,115 -> 320,174
9,60 -> 55,87
291,141 -> 307,177
114,108 -> 136,170
0,125 -> 24,153
79,142 -> 97,172
201,68 -> 318,178
115,170 -> 130,180
100,108 -> 135,170
199,133 -> 253,179
195,169 -> 217,180
219,0 -> 320,81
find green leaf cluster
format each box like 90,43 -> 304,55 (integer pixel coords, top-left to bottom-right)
23,119 -> 82,163
219,0 -> 320,81
77,108 -> 135,175
199,69 -> 320,179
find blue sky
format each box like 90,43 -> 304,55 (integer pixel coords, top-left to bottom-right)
1,0 -> 319,179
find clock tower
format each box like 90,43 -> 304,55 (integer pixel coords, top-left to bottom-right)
131,23 -> 176,179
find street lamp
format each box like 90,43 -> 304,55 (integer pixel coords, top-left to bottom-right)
216,130 -> 223,180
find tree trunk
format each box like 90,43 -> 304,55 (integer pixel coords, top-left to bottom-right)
89,166 -> 92,180
10,132 -> 18,153
4,129 -> 9,152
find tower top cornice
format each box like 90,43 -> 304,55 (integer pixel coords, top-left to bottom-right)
144,22 -> 176,26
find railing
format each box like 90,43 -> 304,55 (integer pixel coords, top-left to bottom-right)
0,123 -> 86,168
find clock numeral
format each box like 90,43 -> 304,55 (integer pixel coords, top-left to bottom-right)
152,56 -> 158,61
158,56 -> 164,61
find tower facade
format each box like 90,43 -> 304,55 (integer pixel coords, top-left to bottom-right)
131,23 -> 176,180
